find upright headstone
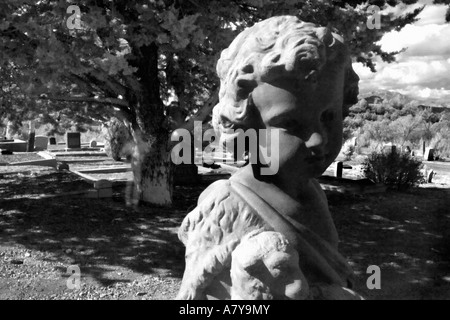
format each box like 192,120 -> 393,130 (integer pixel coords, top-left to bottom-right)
34,135 -> 49,151
382,144 -> 396,154
174,164 -> 199,185
333,161 -> 343,178
27,120 -> 35,152
422,140 -> 426,157
424,148 -> 434,161
427,169 -> 434,183
66,132 -> 81,149
89,139 -> 97,147
5,121 -> 13,140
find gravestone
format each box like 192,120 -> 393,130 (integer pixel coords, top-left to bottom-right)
27,121 -> 35,152
427,169 -> 434,183
424,148 -> 434,161
34,135 -> 48,151
174,164 -> 199,185
382,144 -> 396,154
66,132 -> 81,149
89,140 -> 97,147
333,161 -> 343,178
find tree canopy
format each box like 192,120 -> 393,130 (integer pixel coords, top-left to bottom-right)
1,0 -> 438,133
1,0 -> 446,204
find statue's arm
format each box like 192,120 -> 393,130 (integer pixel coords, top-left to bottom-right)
176,181 -> 241,299
177,180 -> 266,299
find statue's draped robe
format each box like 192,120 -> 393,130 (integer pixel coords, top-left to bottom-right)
177,175 -> 361,300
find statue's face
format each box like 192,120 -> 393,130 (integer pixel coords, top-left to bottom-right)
231,247 -> 308,300
252,67 -> 345,179
261,249 -> 308,300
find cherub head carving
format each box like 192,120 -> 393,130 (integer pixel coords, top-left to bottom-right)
212,16 -> 359,178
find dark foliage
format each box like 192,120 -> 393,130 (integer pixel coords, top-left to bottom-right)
363,148 -> 425,190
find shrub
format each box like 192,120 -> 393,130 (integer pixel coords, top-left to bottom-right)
362,148 -> 424,190
104,117 -> 134,161
342,143 -> 355,161
430,130 -> 450,160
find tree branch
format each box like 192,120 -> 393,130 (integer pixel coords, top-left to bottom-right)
38,95 -> 129,108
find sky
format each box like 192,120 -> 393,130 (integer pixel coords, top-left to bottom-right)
352,0 -> 450,104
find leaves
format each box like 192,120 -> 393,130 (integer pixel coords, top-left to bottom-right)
0,0 -> 437,140
94,53 -> 137,76
160,10 -> 203,50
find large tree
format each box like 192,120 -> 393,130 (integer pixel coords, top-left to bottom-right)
1,0 -> 438,205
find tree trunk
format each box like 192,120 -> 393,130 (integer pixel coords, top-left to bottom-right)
128,42 -> 173,206
130,133 -> 173,206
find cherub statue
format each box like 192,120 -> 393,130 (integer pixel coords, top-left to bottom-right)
176,15 -> 361,300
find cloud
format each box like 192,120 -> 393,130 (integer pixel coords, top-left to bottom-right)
380,24 -> 450,58
395,86 -> 450,102
383,0 -> 446,26
353,57 -> 450,103
353,2 -> 450,104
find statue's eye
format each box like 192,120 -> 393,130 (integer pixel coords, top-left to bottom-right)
273,118 -> 299,131
320,110 -> 335,123
269,116 -> 300,132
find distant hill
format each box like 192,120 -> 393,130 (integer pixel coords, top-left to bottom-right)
359,90 -> 450,113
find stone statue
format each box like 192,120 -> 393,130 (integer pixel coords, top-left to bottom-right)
176,16 -> 361,300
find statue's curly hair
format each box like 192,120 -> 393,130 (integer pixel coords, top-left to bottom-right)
212,16 -> 359,143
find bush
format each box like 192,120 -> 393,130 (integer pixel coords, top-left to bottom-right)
362,149 -> 424,190
342,143 -> 355,161
104,117 -> 134,161
430,130 -> 450,160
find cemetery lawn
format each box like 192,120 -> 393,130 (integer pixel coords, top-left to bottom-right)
0,160 -> 450,299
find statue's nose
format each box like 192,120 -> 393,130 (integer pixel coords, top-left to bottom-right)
305,132 -> 324,149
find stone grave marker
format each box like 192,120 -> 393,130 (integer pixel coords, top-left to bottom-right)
427,169 -> 434,183
174,164 -> 199,185
424,148 -> 434,161
34,135 -> 48,151
382,144 -> 396,154
66,132 -> 81,149
333,161 -> 343,178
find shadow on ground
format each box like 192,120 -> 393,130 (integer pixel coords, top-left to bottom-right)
329,186 -> 450,299
1,169 -> 450,299
0,171 -> 210,287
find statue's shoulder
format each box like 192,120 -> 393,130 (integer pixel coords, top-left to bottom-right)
178,179 -> 265,245
197,179 -> 232,205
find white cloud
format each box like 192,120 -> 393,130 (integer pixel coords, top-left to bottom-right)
380,24 -> 450,57
395,86 -> 450,102
353,57 -> 450,102
382,0 -> 446,26
354,2 -> 450,104
414,2 -> 447,26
